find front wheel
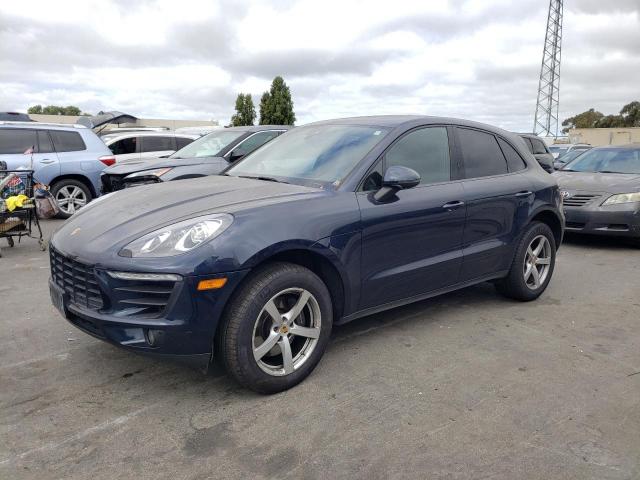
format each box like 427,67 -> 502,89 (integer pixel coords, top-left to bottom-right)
495,222 -> 556,301
219,262 -> 333,394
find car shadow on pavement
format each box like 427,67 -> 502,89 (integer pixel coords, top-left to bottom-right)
562,232 -> 639,251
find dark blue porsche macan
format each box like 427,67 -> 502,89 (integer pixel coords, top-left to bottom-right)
50,116 -> 564,393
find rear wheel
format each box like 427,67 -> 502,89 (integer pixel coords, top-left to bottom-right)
52,180 -> 92,218
219,262 -> 333,394
496,222 -> 556,301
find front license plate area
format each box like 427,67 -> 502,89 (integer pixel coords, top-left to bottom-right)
50,281 -> 68,317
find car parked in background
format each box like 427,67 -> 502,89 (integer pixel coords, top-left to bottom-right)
517,133 -> 555,172
51,116 -> 563,393
0,122 -> 113,217
549,143 -> 591,160
554,144 -> 640,245
100,125 -> 289,192
553,147 -> 590,170
101,131 -> 198,162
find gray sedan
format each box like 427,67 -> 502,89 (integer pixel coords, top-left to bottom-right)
554,144 -> 640,244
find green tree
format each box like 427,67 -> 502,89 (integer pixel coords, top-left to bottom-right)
596,115 -> 624,128
258,92 -> 272,125
259,76 -> 296,125
29,104 -> 85,116
230,93 -> 256,126
561,108 -> 603,133
620,101 -> 640,127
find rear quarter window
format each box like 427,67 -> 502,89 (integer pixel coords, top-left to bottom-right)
498,138 -> 527,172
531,138 -> 549,155
50,130 -> 86,152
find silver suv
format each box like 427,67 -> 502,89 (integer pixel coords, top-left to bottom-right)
0,122 -> 113,217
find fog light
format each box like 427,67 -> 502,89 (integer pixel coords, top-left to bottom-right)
145,329 -> 163,346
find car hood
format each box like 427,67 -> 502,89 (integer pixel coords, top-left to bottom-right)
52,175 -> 326,259
553,171 -> 640,194
104,156 -> 228,175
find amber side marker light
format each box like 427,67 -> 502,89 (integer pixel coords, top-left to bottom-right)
197,278 -> 227,291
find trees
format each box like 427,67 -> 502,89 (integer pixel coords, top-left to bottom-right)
230,94 -> 256,127
562,101 -> 640,132
27,105 -> 85,116
258,76 -> 296,125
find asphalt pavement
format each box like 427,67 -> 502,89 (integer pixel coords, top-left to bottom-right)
1,219 -> 639,479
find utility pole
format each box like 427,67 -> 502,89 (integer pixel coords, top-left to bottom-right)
533,0 -> 563,138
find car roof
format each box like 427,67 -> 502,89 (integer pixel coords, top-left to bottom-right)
306,115 -> 518,138
102,131 -> 198,140
222,125 -> 292,132
0,121 -> 87,131
516,133 -> 545,140
591,143 -> 640,150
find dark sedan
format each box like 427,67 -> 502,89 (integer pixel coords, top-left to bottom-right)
100,125 -> 289,192
50,116 -> 563,393
554,144 -> 640,244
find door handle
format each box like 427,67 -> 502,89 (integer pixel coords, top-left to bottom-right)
442,201 -> 465,210
515,191 -> 533,198
40,159 -> 55,164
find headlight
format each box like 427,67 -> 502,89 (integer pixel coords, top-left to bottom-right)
120,214 -> 233,257
125,167 -> 172,179
602,192 -> 640,206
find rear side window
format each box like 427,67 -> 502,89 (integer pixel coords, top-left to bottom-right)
50,130 -> 86,152
109,137 -> 138,155
37,130 -> 54,153
457,128 -> 508,178
176,137 -> 194,149
385,127 -> 451,185
0,129 -> 38,154
531,138 -> 548,154
141,136 -> 175,152
498,138 -> 527,172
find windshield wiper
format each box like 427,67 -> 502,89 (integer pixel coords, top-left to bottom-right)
236,175 -> 289,184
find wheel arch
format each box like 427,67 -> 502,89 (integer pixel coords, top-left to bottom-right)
529,208 -> 563,249
50,174 -> 97,198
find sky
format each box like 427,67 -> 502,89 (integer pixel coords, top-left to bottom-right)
0,0 -> 638,131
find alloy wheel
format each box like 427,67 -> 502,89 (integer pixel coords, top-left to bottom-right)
252,288 -> 322,377
523,234 -> 552,289
55,185 -> 87,215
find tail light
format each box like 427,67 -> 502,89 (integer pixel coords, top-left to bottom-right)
99,155 -> 116,167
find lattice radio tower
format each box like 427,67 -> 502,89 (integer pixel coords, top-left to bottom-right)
533,0 -> 563,137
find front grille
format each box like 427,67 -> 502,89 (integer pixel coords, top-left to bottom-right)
50,249 -> 104,310
563,193 -> 601,207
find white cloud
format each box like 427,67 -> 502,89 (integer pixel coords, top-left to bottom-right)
0,0 -> 638,131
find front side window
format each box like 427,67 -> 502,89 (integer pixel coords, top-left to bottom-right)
109,137 -> 138,155
385,127 -> 451,185
141,136 -> 175,152
228,125 -> 389,185
230,131 -> 280,158
176,137 -> 194,149
0,129 -> 38,154
50,130 -> 86,152
458,128 -> 508,178
171,130 -> 245,158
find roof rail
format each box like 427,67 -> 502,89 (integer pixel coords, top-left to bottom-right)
0,121 -> 87,128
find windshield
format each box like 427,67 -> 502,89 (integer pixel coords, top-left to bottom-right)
227,124 -> 390,185
563,148 -> 640,174
170,130 -> 244,158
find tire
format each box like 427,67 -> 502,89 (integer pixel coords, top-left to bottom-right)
51,180 -> 92,219
219,262 -> 333,394
495,222 -> 556,301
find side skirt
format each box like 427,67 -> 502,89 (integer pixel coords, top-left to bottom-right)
337,270 -> 509,325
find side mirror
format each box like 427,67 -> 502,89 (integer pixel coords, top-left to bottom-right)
374,165 -> 421,202
229,149 -> 245,162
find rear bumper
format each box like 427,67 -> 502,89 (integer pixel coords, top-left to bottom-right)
563,204 -> 640,237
